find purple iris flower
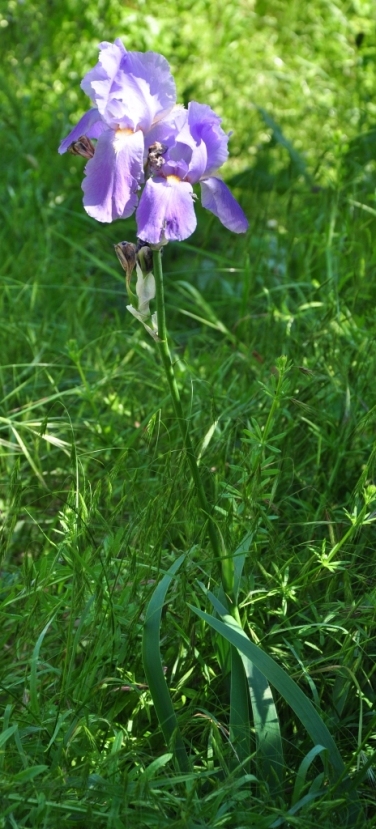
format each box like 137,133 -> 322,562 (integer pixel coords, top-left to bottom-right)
136,101 -> 249,244
58,39 -> 176,223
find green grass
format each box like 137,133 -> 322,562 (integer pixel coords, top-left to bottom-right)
1,0 -> 376,826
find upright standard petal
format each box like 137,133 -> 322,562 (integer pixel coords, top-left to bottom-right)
117,50 -> 176,130
169,128 -> 208,182
145,104 -> 187,156
136,177 -> 197,244
187,102 -> 229,175
81,40 -> 176,132
82,128 -> 144,223
200,177 -> 248,233
58,108 -> 105,154
81,39 -> 126,109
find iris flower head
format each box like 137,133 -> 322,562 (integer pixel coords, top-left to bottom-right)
137,101 -> 248,243
59,40 -> 248,240
58,38 -> 177,223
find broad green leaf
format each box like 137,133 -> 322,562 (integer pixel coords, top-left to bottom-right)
246,658 -> 284,792
230,645 -> 251,770
142,554 -> 190,773
189,604 -> 363,825
205,589 -> 284,790
292,744 -> 327,805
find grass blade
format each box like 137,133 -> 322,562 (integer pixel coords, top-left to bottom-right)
189,603 -> 363,824
246,658 -> 284,792
205,588 -> 284,791
230,645 -> 251,770
30,615 -> 57,717
142,554 -> 190,772
292,744 -> 327,805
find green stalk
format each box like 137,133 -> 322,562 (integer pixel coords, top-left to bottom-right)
153,249 -> 234,598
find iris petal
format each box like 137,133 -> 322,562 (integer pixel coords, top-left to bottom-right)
58,109 -> 105,154
82,129 -> 144,223
117,51 -> 176,130
81,39 -> 126,109
145,104 -> 186,155
81,40 -> 176,132
200,177 -> 248,233
187,102 -> 229,175
175,132 -> 207,182
137,177 -> 197,244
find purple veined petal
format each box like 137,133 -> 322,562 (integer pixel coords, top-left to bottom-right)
81,39 -> 126,105
167,141 -> 193,168
121,50 -> 176,127
151,104 -> 187,135
109,50 -> 176,132
162,155 -> 190,181
81,40 -> 176,132
187,101 -> 229,175
144,105 -> 187,160
168,127 -> 207,182
82,128 -> 144,223
58,108 -> 105,154
200,177 -> 249,233
136,176 -> 197,244
187,101 -> 222,141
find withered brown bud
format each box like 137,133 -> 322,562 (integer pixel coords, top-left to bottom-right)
68,135 -> 95,159
136,240 -> 153,275
114,241 -> 137,289
147,141 -> 166,173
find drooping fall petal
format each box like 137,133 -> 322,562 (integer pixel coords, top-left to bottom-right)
137,176 -> 197,243
83,128 -> 144,222
200,177 -> 249,233
58,109 -> 105,155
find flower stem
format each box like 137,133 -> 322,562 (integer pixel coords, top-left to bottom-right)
153,249 -> 234,598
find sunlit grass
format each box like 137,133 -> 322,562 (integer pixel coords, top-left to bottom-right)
1,0 -> 376,826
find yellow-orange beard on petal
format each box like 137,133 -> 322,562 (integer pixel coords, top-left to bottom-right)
114,127 -> 136,151
166,175 -> 181,185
